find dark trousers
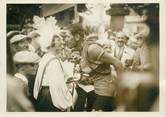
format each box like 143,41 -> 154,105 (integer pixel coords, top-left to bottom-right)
27,75 -> 37,109
36,87 -> 62,112
74,86 -> 96,112
93,94 -> 116,111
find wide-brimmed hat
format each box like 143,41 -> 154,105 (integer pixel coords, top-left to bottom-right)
86,33 -> 98,41
28,30 -> 40,39
13,51 -> 41,64
10,34 -> 31,44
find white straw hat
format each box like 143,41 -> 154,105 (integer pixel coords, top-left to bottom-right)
13,51 -> 41,64
10,34 -> 31,44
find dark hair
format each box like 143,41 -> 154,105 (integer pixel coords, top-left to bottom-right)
70,23 -> 85,38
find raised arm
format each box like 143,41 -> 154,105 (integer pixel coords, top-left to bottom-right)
88,44 -> 123,74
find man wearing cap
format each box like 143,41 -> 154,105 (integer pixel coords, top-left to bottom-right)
114,32 -> 135,70
10,34 -> 31,55
132,32 -> 152,71
13,51 -> 40,96
8,51 -> 40,111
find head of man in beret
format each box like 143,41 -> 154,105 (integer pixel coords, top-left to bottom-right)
14,51 -> 40,77
10,34 -> 31,54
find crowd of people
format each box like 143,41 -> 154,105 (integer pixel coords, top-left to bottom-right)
7,11 -> 159,112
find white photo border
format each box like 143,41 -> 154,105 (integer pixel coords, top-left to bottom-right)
0,0 -> 166,117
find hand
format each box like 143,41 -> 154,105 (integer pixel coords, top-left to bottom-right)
137,65 -> 144,71
125,59 -> 133,67
66,77 -> 75,83
67,82 -> 75,93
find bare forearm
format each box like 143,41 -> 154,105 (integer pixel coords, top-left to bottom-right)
100,52 -> 123,73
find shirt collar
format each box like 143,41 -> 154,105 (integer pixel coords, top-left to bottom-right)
14,73 -> 28,84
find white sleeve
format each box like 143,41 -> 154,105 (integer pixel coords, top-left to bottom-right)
46,59 -> 73,110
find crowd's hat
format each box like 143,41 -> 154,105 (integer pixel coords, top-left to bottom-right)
86,33 -> 98,41
10,34 -> 31,44
96,39 -> 112,46
7,31 -> 20,40
116,32 -> 127,38
28,30 -> 40,39
13,51 -> 41,64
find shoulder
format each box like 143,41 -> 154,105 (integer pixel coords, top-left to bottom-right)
135,47 -> 142,53
7,77 -> 25,94
44,59 -> 63,74
47,58 -> 60,68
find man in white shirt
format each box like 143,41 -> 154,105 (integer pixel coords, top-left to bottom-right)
114,32 -> 135,70
33,33 -> 77,112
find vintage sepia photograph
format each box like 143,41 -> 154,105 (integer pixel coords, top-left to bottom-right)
6,3 -> 159,112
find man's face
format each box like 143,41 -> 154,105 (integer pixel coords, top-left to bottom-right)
134,34 -> 145,47
53,36 -> 65,51
116,35 -> 125,47
15,39 -> 29,51
23,63 -> 38,75
65,34 -> 76,48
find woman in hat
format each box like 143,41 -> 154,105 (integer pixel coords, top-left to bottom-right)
33,33 -> 77,112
